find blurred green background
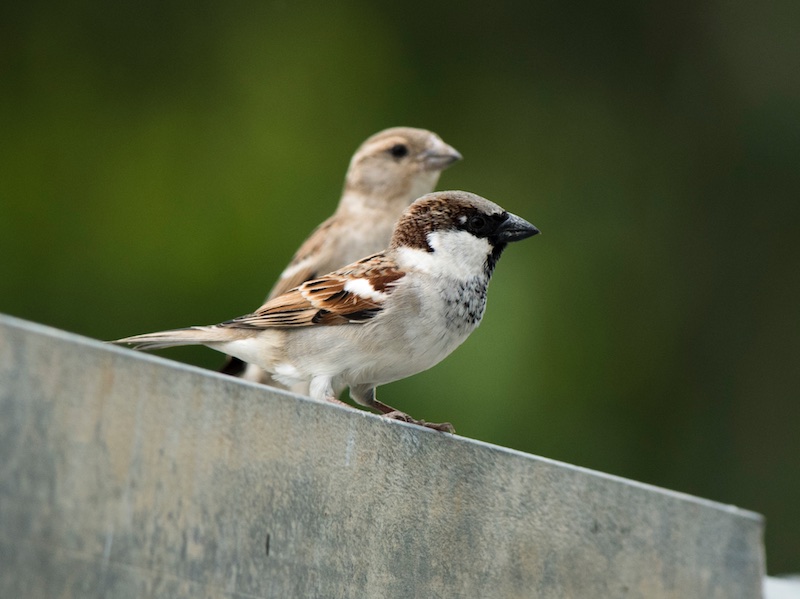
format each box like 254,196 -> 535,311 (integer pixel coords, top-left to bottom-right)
2,0 -> 798,573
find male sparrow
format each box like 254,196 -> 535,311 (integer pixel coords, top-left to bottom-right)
114,191 -> 539,432
223,126 -> 462,382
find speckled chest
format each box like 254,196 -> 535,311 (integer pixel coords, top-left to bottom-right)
440,275 -> 489,333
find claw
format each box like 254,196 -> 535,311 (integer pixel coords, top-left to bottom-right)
420,420 -> 456,433
382,411 -> 455,433
383,410 -> 412,422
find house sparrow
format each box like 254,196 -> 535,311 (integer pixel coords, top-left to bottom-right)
222,126 -> 462,383
114,191 -> 539,432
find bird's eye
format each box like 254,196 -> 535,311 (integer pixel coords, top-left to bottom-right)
468,215 -> 488,233
389,144 -> 409,158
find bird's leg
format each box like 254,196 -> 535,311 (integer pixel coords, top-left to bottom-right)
349,385 -> 455,433
309,376 -> 353,409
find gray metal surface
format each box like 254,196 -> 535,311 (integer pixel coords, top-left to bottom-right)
0,313 -> 765,598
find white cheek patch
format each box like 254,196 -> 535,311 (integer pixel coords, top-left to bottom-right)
395,246 -> 437,273
344,278 -> 389,302
425,230 -> 492,278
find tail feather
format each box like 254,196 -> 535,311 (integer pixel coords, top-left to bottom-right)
112,326 -> 228,351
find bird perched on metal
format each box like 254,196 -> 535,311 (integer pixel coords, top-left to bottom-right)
223,126 -> 462,383
114,191 -> 539,432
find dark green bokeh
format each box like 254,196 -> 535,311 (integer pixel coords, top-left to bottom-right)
2,0 -> 798,572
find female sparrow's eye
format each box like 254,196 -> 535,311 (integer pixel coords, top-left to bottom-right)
468,215 -> 488,233
389,144 -> 409,158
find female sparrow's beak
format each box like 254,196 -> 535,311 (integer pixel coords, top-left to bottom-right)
420,143 -> 462,171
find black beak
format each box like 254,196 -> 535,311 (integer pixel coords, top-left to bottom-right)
495,212 -> 540,243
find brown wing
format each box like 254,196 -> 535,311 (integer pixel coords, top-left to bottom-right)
224,253 -> 405,330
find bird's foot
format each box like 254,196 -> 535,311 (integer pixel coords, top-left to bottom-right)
382,411 -> 455,433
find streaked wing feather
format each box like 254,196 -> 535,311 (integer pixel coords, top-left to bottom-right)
224,254 -> 404,330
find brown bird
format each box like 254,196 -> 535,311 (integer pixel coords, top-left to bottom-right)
115,191 -> 539,432
223,126 -> 462,385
